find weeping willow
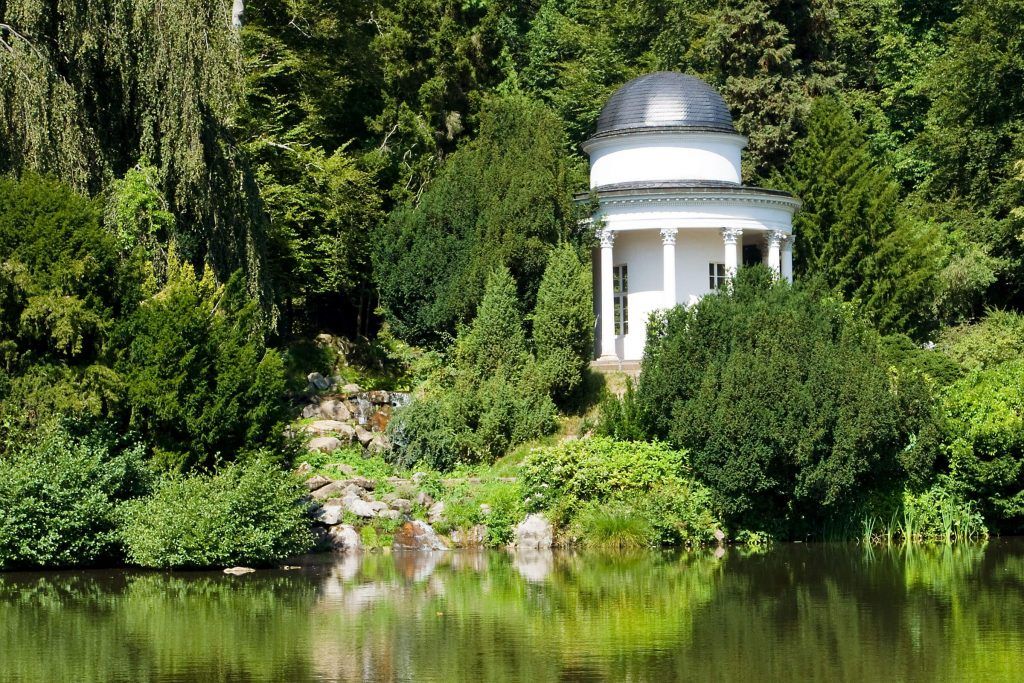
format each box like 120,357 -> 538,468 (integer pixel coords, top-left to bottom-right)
0,0 -> 273,320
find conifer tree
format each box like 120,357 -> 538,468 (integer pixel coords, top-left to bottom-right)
532,243 -> 594,405
456,267 -> 531,381
783,96 -> 940,338
372,93 -> 584,347
686,0 -> 817,179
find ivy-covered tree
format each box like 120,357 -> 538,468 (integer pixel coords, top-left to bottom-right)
783,96 -> 941,338
372,93 -> 585,347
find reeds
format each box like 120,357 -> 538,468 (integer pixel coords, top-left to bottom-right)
859,492 -> 987,546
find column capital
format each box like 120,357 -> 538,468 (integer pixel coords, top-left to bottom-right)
781,232 -> 795,252
722,227 -> 743,246
767,230 -> 786,248
660,228 -> 678,246
597,228 -> 616,248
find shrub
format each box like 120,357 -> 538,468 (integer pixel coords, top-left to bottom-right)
0,174 -> 139,368
939,309 -> 1024,372
521,437 -> 686,509
0,425 -> 150,569
942,359 -> 1024,533
638,268 -> 938,535
114,255 -> 290,471
520,437 -> 719,545
597,378 -> 647,441
387,268 -> 556,470
532,243 -> 594,406
120,458 -> 313,568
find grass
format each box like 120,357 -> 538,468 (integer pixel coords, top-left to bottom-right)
575,506 -> 653,549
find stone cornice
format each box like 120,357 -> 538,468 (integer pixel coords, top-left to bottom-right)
577,187 -> 802,212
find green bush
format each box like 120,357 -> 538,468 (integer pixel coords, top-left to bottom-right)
520,437 -> 718,546
0,174 -> 140,368
120,458 -> 313,568
939,310 -> 1024,372
942,359 -> 1024,533
114,255 -> 290,471
0,425 -> 150,569
638,268 -> 938,535
532,243 -> 594,406
597,378 -> 647,442
387,268 -> 557,470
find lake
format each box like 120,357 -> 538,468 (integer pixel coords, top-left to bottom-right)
2,541 -> 1023,682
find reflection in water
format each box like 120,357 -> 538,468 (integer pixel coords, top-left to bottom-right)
2,542 -> 1024,682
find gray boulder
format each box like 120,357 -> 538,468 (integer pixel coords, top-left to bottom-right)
311,482 -> 344,500
427,500 -> 446,524
343,495 -> 377,518
327,524 -> 361,552
451,525 -> 488,548
390,498 -> 412,514
304,420 -> 351,436
304,475 -> 331,492
368,433 -> 391,455
315,504 -> 344,526
415,491 -> 434,508
319,399 -> 351,421
341,383 -> 363,395
308,436 -> 342,453
392,520 -> 448,551
378,509 -> 403,521
307,372 -> 330,391
301,404 -> 320,419
354,425 -> 374,446
514,514 -> 553,549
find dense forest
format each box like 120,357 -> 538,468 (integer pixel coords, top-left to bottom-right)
1,0 -> 1023,567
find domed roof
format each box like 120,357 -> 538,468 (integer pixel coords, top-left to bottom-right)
592,72 -> 735,138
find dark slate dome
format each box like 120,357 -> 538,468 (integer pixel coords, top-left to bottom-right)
592,72 -> 735,138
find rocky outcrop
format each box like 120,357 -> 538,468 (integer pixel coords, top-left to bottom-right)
393,521 -> 448,551
514,514 -> 553,549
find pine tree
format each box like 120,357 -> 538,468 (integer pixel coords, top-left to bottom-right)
455,266 -> 531,380
532,243 -> 594,405
783,96 -> 940,338
685,0 -> 817,179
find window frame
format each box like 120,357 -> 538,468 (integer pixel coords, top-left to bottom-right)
709,262 -> 727,290
613,263 -> 628,335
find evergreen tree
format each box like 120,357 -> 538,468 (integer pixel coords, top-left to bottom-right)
783,96 -> 940,338
456,267 -> 531,380
682,0 -> 821,179
372,93 -> 585,347
532,243 -> 594,405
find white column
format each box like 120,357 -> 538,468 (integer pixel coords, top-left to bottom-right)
598,229 -> 617,361
781,234 -> 794,283
722,228 -> 742,279
660,228 -> 677,308
767,231 -> 783,278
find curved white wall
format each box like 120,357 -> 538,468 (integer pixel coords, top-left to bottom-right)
584,131 -> 747,188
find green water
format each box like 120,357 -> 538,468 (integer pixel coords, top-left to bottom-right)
2,541 -> 1023,682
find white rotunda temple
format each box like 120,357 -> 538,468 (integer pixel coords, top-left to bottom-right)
583,72 -> 801,364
